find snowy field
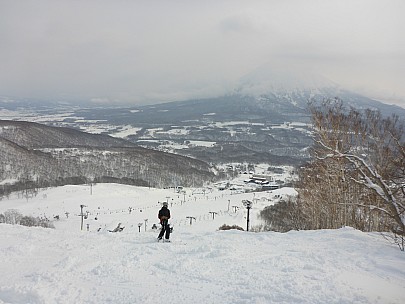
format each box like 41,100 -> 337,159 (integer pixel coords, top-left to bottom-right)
0,183 -> 404,304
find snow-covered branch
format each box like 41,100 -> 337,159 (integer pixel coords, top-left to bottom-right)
307,100 -> 405,236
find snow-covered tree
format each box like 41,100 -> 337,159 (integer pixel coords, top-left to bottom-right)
4,209 -> 23,225
305,99 -> 405,249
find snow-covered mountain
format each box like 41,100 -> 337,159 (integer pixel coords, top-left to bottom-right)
238,64 -> 338,97
1,65 -> 404,177
236,64 -> 405,117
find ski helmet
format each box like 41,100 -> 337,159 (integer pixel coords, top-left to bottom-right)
163,202 -> 168,207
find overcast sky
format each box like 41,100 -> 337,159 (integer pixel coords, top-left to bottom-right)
0,0 -> 404,106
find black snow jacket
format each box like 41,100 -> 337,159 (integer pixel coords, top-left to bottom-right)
158,207 -> 171,223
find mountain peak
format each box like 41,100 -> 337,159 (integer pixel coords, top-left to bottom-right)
237,64 -> 338,95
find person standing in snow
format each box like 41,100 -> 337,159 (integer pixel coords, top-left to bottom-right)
157,201 -> 171,241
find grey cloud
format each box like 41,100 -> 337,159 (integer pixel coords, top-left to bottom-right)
219,14 -> 267,35
0,0 -> 404,107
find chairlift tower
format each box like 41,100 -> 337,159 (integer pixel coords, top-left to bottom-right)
79,204 -> 87,231
242,200 -> 252,231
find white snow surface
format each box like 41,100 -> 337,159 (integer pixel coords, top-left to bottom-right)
0,183 -> 404,304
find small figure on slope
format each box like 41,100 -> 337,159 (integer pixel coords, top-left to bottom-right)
157,202 -> 171,242
108,222 -> 124,233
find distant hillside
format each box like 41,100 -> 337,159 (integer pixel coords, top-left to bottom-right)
114,91 -> 403,165
0,120 -> 219,195
0,120 -> 136,149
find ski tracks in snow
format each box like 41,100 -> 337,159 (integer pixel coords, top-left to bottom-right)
1,222 -> 405,303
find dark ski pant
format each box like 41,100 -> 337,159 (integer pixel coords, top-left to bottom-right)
158,220 -> 170,239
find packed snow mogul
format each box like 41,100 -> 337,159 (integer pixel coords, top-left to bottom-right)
157,202 -> 171,241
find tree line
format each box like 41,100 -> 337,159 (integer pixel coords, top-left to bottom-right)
0,145 -> 222,198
